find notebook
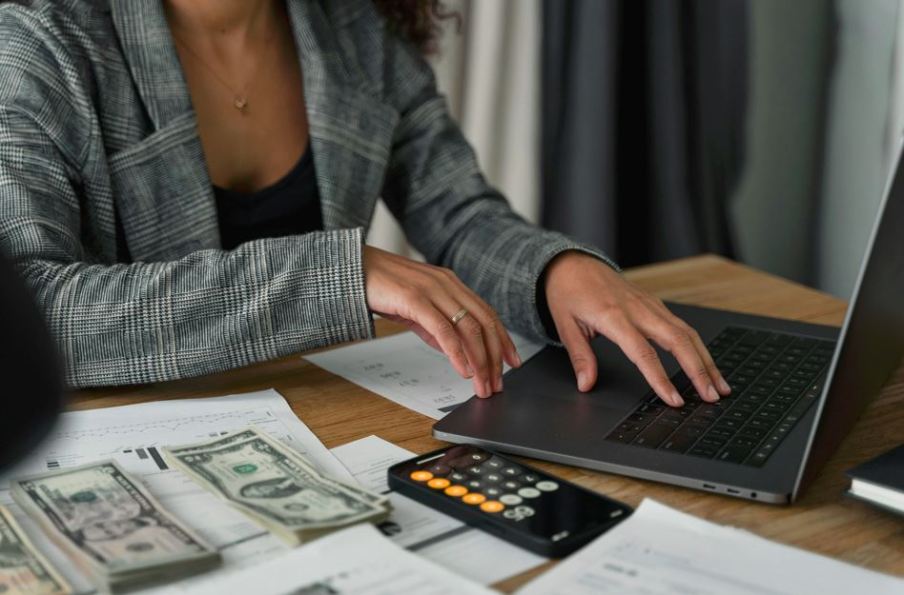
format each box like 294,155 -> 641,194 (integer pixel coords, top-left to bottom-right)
846,444 -> 904,517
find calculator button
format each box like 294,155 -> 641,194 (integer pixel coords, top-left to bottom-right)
450,472 -> 467,482
499,494 -> 522,505
503,509 -> 520,520
515,505 -> 535,517
536,481 -> 559,492
502,467 -> 521,476
410,470 -> 433,482
480,500 -> 505,513
502,481 -> 521,491
444,485 -> 468,497
518,487 -> 540,499
485,487 -> 502,497
429,463 -> 451,476
486,458 -> 504,468
485,474 -> 502,483
468,466 -> 484,475
467,480 -> 483,490
462,493 -> 487,505
427,478 -> 450,490
470,453 -> 488,462
522,474 -> 539,483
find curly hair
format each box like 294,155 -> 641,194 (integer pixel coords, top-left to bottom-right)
372,0 -> 459,55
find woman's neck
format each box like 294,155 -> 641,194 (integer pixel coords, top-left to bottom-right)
164,0 -> 278,38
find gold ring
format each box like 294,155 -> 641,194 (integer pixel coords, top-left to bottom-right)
450,308 -> 469,326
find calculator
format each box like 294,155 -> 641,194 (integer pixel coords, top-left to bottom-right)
387,445 -> 632,557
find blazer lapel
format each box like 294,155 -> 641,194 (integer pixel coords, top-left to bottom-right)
110,0 -> 220,261
107,0 -> 398,261
286,0 -> 399,233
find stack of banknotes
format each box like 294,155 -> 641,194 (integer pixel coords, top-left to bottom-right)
163,426 -> 391,545
10,461 -> 221,592
0,505 -> 71,595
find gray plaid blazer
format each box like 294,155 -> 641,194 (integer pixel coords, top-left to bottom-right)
0,0 -> 614,388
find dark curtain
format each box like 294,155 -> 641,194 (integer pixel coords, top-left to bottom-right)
542,0 -> 749,268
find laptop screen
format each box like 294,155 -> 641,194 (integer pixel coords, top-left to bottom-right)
794,140 -> 904,497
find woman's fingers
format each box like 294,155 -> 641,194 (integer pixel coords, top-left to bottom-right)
429,292 -> 496,398
647,300 -> 730,396
443,271 -> 522,369
403,297 -> 474,380
556,317 -> 598,392
434,270 -> 519,391
596,313 -> 684,407
634,310 -> 721,403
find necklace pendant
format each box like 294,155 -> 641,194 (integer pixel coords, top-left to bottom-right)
233,96 -> 248,112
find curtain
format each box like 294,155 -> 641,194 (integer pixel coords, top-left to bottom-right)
367,0 -> 543,257
540,0 -> 749,268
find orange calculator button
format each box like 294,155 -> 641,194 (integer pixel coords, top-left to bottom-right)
410,470 -> 434,482
480,501 -> 505,513
427,478 -> 451,489
444,485 -> 468,497
462,493 -> 487,505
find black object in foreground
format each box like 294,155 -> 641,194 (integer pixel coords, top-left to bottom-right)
846,444 -> 904,518
0,252 -> 64,472
388,445 -> 632,558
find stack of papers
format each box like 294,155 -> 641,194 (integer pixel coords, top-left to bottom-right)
517,499 -> 904,595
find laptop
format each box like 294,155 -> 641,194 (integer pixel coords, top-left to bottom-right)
434,146 -> 904,505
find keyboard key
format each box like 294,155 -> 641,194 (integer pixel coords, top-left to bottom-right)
633,422 -> 678,448
699,436 -> 728,449
688,445 -> 720,458
735,426 -> 768,440
660,431 -> 701,453
707,426 -> 735,440
717,445 -> 753,463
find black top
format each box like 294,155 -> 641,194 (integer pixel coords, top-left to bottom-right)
214,146 -> 323,250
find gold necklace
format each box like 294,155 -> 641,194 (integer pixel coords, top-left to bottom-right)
173,33 -> 275,113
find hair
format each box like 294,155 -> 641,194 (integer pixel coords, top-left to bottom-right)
372,0 -> 459,55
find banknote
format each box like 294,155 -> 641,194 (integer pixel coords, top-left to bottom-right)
11,461 -> 220,591
0,505 -> 71,595
164,427 -> 390,544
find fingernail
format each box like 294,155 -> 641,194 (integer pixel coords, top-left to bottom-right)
577,372 -> 588,390
466,365 -> 475,378
718,378 -> 731,394
494,377 -> 503,392
707,386 -> 720,402
514,353 -> 523,367
671,392 -> 685,407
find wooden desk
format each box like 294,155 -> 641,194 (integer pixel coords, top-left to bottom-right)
70,255 -> 904,590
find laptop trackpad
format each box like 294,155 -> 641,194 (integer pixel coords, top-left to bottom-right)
447,336 -> 657,444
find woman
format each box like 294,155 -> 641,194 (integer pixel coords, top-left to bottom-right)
0,0 -> 729,406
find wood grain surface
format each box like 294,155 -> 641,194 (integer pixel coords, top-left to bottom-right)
68,255 -> 904,591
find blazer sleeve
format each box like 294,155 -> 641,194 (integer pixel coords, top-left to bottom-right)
377,26 -> 619,344
0,102 -> 373,388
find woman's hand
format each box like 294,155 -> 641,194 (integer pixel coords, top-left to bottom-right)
363,246 -> 521,398
544,251 -> 731,407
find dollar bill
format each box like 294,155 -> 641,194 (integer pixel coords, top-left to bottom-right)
11,461 -> 220,591
0,505 -> 71,595
167,428 -> 388,507
164,427 -> 390,544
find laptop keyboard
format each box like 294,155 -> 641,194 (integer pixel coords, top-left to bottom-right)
604,327 -> 836,467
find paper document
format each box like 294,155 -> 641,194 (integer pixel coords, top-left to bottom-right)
331,435 -> 546,585
306,330 -> 545,419
0,390 -> 351,595
517,499 -> 904,595
175,523 -> 494,595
